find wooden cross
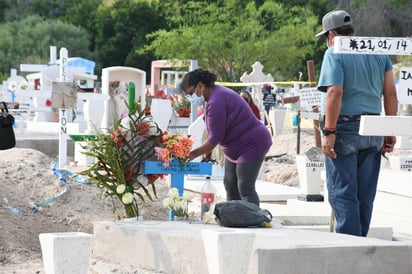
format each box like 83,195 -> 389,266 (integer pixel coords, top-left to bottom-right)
144,159 -> 212,220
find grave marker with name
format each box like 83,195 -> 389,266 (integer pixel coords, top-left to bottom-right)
398,67 -> 412,104
334,36 -> 412,55
297,88 -> 321,111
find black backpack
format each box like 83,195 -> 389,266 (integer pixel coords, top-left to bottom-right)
214,200 -> 273,228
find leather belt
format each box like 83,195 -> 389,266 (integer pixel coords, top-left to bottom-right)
337,113 -> 380,122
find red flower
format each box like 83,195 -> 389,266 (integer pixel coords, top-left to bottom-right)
147,174 -> 165,184
45,99 -> 52,107
136,122 -> 150,135
155,89 -> 168,99
110,129 -> 125,147
125,169 -> 138,184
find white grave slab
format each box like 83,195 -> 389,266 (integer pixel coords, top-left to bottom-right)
388,156 -> 412,172
101,66 -> 146,130
78,92 -> 110,134
150,98 -> 172,132
39,232 -> 95,274
188,114 -> 206,161
93,221 -> 412,274
268,108 -> 287,136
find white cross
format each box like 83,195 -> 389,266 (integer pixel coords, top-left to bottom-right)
334,36 -> 412,137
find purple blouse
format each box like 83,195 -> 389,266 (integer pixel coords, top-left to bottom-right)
205,85 -> 272,163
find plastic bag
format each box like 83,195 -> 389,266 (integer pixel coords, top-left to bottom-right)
0,102 -> 16,150
214,200 -> 272,228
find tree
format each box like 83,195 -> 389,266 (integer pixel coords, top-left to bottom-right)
94,0 -> 167,82
4,0 -> 65,21
0,15 -> 93,78
143,0 -> 318,82
59,0 -> 103,51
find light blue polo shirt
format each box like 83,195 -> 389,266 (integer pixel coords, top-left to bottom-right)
317,46 -> 393,115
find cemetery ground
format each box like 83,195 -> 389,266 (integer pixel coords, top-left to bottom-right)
1,127 -> 411,273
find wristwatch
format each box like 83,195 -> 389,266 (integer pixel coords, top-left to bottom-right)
322,128 -> 336,136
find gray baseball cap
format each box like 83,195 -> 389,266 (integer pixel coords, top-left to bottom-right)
316,10 -> 352,37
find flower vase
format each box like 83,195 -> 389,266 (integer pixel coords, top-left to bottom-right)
173,215 -> 187,221
124,203 -> 139,219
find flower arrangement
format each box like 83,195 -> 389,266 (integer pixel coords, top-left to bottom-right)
155,132 -> 194,167
79,99 -> 165,218
170,94 -> 191,117
155,89 -> 168,99
163,187 -> 192,217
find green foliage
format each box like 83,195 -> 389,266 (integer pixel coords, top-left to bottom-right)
0,15 -> 93,77
94,0 -> 167,82
4,0 -> 64,20
59,0 -> 102,52
1,0 -> 410,84
143,0 -> 318,81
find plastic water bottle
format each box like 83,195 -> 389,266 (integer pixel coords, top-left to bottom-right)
201,176 -> 216,221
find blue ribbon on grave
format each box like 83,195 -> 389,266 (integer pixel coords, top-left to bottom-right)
35,162 -> 71,207
6,162 -> 90,215
144,159 -> 212,220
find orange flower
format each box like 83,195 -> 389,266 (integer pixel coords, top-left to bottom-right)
156,132 -> 194,166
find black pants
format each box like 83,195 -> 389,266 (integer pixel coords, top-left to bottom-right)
223,151 -> 267,207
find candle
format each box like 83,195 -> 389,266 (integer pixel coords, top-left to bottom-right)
128,81 -> 135,112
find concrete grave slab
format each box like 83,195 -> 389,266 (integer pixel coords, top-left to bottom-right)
92,220 -> 412,274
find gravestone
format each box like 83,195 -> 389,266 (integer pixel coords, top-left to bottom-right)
101,67 -> 146,131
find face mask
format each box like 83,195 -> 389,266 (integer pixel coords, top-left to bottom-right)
191,93 -> 205,105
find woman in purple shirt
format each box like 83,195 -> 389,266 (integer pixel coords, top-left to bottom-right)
181,69 -> 272,206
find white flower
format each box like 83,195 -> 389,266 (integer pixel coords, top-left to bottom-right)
175,199 -> 186,210
167,188 -> 179,198
163,188 -> 192,216
116,184 -> 126,194
163,197 -> 171,207
122,192 -> 134,204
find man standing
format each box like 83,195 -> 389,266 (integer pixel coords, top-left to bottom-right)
317,10 -> 398,236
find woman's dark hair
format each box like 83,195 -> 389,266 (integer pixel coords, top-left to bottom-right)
181,69 -> 217,89
240,90 -> 253,103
